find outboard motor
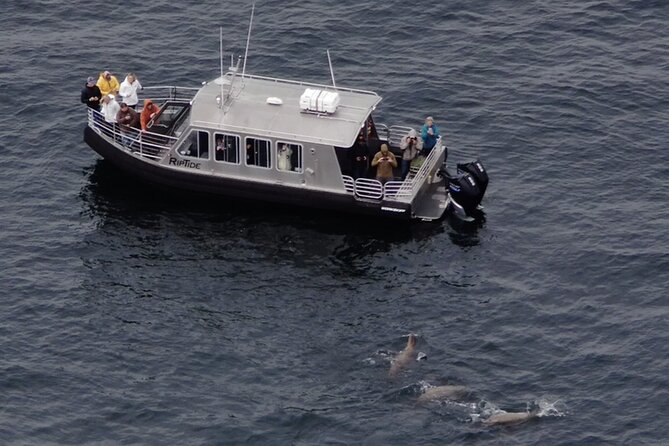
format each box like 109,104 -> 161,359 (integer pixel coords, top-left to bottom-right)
447,172 -> 481,216
457,159 -> 488,204
438,159 -> 489,219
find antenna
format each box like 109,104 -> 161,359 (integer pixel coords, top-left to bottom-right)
242,2 -> 256,77
219,26 -> 224,108
327,49 -> 337,89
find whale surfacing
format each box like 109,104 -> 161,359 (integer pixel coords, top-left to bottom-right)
483,409 -> 539,426
417,385 -> 467,403
389,334 -> 417,377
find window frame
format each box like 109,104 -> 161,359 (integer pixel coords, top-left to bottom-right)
213,132 -> 242,165
275,140 -> 303,174
244,136 -> 272,169
179,129 -> 211,160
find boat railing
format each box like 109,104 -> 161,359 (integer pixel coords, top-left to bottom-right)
374,123 -> 416,147
352,178 -> 385,200
138,85 -> 199,104
86,108 -> 177,161
340,136 -> 443,202
340,177 -> 412,201
402,137 -> 443,199
383,180 -> 414,198
235,72 -> 380,98
387,125 -> 414,147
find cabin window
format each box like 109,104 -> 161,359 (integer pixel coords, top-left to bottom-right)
214,133 -> 240,164
276,142 -> 303,173
245,137 -> 271,168
179,130 -> 210,159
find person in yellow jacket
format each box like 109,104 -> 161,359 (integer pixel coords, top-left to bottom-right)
96,70 -> 120,97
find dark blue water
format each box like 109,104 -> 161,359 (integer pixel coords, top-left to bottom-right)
2,1 -> 668,444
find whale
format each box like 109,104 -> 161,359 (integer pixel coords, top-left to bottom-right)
389,334 -> 417,377
482,408 -> 540,426
417,385 -> 468,403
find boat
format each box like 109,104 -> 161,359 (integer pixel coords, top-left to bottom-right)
83,30 -> 487,222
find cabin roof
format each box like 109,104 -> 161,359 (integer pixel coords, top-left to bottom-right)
189,72 -> 382,147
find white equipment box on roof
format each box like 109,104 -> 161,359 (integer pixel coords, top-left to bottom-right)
299,88 -> 340,114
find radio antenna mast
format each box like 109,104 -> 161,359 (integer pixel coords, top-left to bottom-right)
326,49 -> 337,89
242,2 -> 256,77
219,26 -> 224,107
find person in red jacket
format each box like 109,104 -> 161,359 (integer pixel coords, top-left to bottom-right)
140,99 -> 160,132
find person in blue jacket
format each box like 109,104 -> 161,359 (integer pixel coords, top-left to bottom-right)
420,116 -> 440,156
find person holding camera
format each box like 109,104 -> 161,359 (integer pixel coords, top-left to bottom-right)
400,128 -> 423,180
420,116 -> 440,156
371,143 -> 398,185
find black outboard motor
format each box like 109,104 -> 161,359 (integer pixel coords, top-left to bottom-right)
438,159 -> 489,219
457,159 -> 488,204
448,172 -> 481,216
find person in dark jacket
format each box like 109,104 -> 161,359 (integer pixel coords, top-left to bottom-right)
350,132 -> 369,179
116,102 -> 139,147
81,76 -> 102,111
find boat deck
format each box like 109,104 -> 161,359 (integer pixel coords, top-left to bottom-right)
412,182 -> 449,221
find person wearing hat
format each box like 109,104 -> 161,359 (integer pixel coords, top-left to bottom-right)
96,70 -> 120,98
371,143 -> 398,185
420,116 -> 440,156
80,76 -> 102,110
400,128 -> 423,180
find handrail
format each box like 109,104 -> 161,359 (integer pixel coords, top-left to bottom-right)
86,108 -> 177,161
398,137 -> 444,200
352,178 -> 384,199
233,72 -> 381,98
339,137 -> 444,203
138,85 -> 199,103
383,180 -> 413,198
342,175 -> 355,194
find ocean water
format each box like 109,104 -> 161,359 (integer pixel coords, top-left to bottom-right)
1,0 -> 668,444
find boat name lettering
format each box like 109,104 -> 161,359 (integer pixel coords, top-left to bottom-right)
381,206 -> 406,213
169,157 -> 201,169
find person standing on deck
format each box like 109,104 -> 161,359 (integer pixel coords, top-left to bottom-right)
400,128 -> 423,180
116,102 -> 139,147
371,143 -> 397,185
100,95 -> 120,124
81,76 -> 102,111
350,132 -> 369,179
96,70 -> 120,98
420,116 -> 440,156
140,99 -> 160,132
119,73 -> 142,109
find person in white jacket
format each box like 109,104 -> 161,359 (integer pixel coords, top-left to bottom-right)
100,94 -> 120,123
118,73 -> 142,109
99,94 -> 121,139
277,143 -> 293,171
